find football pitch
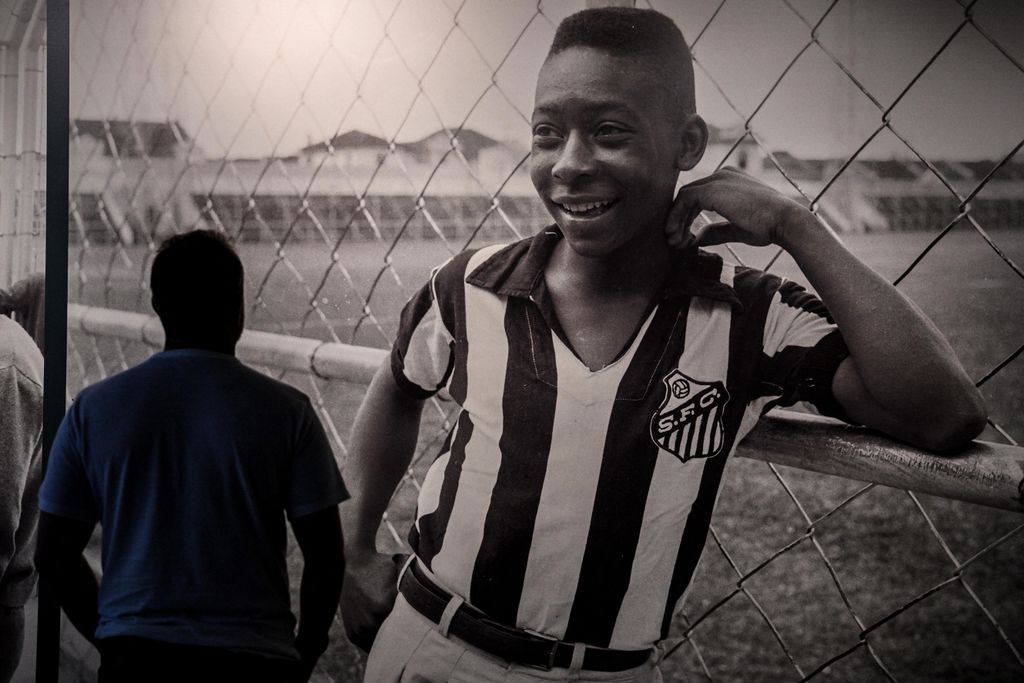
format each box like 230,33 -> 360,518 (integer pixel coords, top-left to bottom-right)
69,228 -> 1024,681
73,226 -> 1024,446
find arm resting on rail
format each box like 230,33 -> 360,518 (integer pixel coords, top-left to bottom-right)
35,512 -> 99,644
669,168 -> 987,452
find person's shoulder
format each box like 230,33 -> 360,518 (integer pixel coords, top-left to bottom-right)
0,315 -> 42,385
73,356 -> 156,405
728,260 -> 786,303
232,360 -> 312,406
729,260 -> 825,318
431,247 -> 482,287
463,229 -> 556,295
73,350 -> 222,402
430,234 -> 535,297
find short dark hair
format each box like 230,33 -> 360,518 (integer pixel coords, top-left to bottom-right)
151,230 -> 244,340
548,7 -> 695,114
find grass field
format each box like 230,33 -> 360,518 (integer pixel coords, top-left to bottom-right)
66,227 -> 1024,682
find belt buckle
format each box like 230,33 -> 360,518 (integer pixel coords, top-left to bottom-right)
524,639 -> 558,672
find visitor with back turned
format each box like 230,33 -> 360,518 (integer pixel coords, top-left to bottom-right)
36,229 -> 348,681
340,8 -> 986,682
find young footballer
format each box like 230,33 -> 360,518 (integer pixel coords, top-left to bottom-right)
341,8 -> 985,682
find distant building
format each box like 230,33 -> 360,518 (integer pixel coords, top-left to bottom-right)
73,119 -> 192,159
70,119 -> 1023,245
197,127 -> 547,243
71,119 -> 205,244
297,127 -> 533,196
768,152 -> 1024,232
696,124 -> 765,178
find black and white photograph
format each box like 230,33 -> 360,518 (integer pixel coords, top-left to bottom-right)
1,0 -> 1022,681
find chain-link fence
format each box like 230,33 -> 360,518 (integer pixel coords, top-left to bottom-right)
63,0 -> 1023,680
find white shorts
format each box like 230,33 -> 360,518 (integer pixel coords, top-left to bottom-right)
363,594 -> 664,683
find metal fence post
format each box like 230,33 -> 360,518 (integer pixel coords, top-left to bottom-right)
38,0 -> 68,681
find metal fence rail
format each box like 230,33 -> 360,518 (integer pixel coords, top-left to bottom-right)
65,0 -> 1024,680
67,301 -> 1024,515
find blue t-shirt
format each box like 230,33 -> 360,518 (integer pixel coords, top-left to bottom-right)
39,349 -> 348,658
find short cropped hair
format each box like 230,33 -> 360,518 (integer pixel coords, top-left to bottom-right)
151,229 -> 244,340
548,7 -> 695,114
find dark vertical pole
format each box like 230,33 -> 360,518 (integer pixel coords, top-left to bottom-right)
38,0 -> 69,681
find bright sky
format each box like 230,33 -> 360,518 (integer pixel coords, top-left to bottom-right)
69,0 -> 1024,161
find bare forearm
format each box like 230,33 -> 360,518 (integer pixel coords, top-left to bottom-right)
670,168 -> 984,449
52,555 -> 100,644
36,514 -> 99,642
295,557 -> 343,671
290,506 -> 345,679
342,362 -> 424,555
779,214 -> 986,445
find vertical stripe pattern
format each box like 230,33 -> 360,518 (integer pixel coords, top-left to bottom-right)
563,303 -> 688,647
660,264 -> 776,637
410,246 -> 499,571
469,299 -> 557,623
428,246 -> 510,595
611,295 -> 732,647
415,413 -> 473,568
513,308 -> 659,636
394,236 -> 853,650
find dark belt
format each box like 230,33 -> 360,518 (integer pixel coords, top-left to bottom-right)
399,561 -> 652,672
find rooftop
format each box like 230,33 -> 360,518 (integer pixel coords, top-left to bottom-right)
73,119 -> 191,158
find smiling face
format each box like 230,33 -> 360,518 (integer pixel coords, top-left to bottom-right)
530,46 -> 700,259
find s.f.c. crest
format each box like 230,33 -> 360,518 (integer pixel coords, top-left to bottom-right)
650,370 -> 730,462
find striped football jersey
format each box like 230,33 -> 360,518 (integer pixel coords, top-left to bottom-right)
390,227 -> 851,650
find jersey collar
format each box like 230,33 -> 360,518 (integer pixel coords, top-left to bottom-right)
466,225 -> 742,308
